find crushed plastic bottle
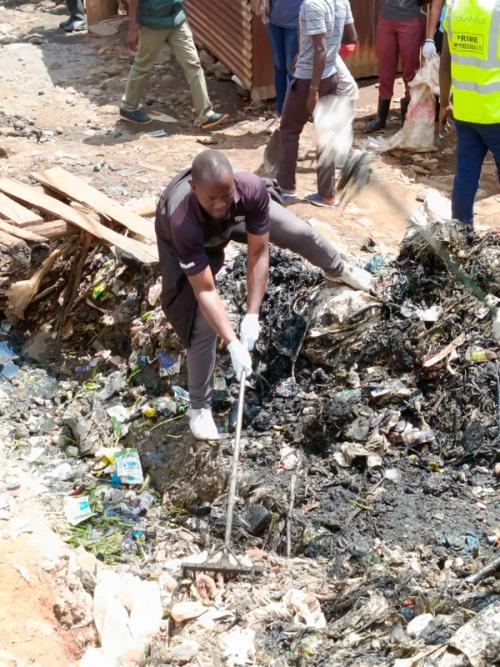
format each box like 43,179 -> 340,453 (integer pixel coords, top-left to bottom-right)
465,346 -> 497,362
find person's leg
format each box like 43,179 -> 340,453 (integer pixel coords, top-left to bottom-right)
167,21 -> 213,122
397,16 -> 425,101
316,75 -> 338,200
283,26 -> 299,88
365,17 -> 396,132
277,79 -> 311,194
267,199 -> 344,275
478,123 -> 500,180
452,120 -> 488,226
267,24 -> 288,116
65,0 -> 85,22
376,17 -> 398,101
186,307 -> 217,410
121,26 -> 167,112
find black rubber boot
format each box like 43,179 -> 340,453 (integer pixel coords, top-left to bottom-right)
364,98 -> 391,133
400,97 -> 410,125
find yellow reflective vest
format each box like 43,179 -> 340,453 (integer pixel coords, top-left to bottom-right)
445,0 -> 500,124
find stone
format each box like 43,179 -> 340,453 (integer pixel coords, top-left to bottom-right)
15,424 -> 29,439
407,613 -> 434,638
243,504 -> 270,536
55,127 -> 64,135
170,601 -> 206,623
213,61 -> 232,81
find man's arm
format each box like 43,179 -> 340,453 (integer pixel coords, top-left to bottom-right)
439,32 -> 452,128
426,0 -> 445,40
246,231 -> 269,315
127,0 -> 140,51
188,268 -> 237,345
308,33 -> 327,114
342,22 -> 357,45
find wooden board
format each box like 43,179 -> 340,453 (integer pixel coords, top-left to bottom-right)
32,167 -> 156,242
0,179 -> 158,265
0,192 -> 43,226
24,219 -> 76,241
128,196 -> 158,217
0,219 -> 48,243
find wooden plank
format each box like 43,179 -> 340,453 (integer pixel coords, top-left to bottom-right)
128,196 -> 158,217
24,219 -> 76,241
0,219 -> 48,242
32,167 -> 156,242
0,179 -> 158,265
0,192 -> 42,226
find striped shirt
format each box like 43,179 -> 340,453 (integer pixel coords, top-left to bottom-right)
294,0 -> 354,79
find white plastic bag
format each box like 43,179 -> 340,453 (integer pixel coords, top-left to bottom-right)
386,55 -> 440,152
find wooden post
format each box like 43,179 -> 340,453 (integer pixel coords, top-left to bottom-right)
85,0 -> 119,26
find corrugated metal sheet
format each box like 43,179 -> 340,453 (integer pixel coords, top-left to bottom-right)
349,0 -> 380,78
185,0 -> 381,96
185,0 -> 254,90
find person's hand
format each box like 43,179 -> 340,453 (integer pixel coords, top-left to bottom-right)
422,39 -> 437,59
307,89 -> 319,115
439,103 -> 451,130
227,340 -> 252,378
127,24 -> 139,51
240,314 -> 260,351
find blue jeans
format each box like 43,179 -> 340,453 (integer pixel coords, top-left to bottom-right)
453,120 -> 500,226
267,23 -> 299,115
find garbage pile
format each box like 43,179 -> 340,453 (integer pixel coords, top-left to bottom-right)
1,215 -> 498,665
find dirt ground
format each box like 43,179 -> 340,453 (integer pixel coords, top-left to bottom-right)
0,1 -> 499,665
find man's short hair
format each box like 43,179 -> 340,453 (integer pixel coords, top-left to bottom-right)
192,150 -> 233,184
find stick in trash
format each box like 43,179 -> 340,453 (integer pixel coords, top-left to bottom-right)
182,370 -> 263,577
465,552 -> 500,585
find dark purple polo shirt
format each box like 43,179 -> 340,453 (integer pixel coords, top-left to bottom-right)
156,169 -> 270,277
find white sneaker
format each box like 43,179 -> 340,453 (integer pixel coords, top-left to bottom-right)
188,408 -> 220,441
324,263 -> 373,293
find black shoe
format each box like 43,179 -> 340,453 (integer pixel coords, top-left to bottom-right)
364,98 -> 391,133
59,17 -> 73,29
119,107 -> 152,125
63,19 -> 87,32
400,97 -> 410,125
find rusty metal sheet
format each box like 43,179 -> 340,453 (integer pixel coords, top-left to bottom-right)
349,0 -> 380,78
185,0 -> 253,89
185,0 -> 381,96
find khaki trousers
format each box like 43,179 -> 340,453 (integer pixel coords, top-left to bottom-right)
121,21 -> 212,122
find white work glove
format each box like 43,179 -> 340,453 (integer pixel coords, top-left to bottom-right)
227,340 -> 253,379
240,314 -> 261,351
422,39 -> 437,59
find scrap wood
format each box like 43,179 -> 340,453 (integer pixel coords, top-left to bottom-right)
127,196 -> 157,217
24,219 -> 76,240
0,191 -> 42,226
422,332 -> 466,368
464,552 -> 500,585
56,231 -> 93,335
0,178 -> 158,264
32,166 -> 156,243
0,218 -> 48,243
6,242 -> 70,320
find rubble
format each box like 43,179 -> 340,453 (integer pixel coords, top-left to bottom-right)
0,213 -> 495,665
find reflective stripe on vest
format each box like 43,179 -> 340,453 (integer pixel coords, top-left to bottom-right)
446,0 -> 500,123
